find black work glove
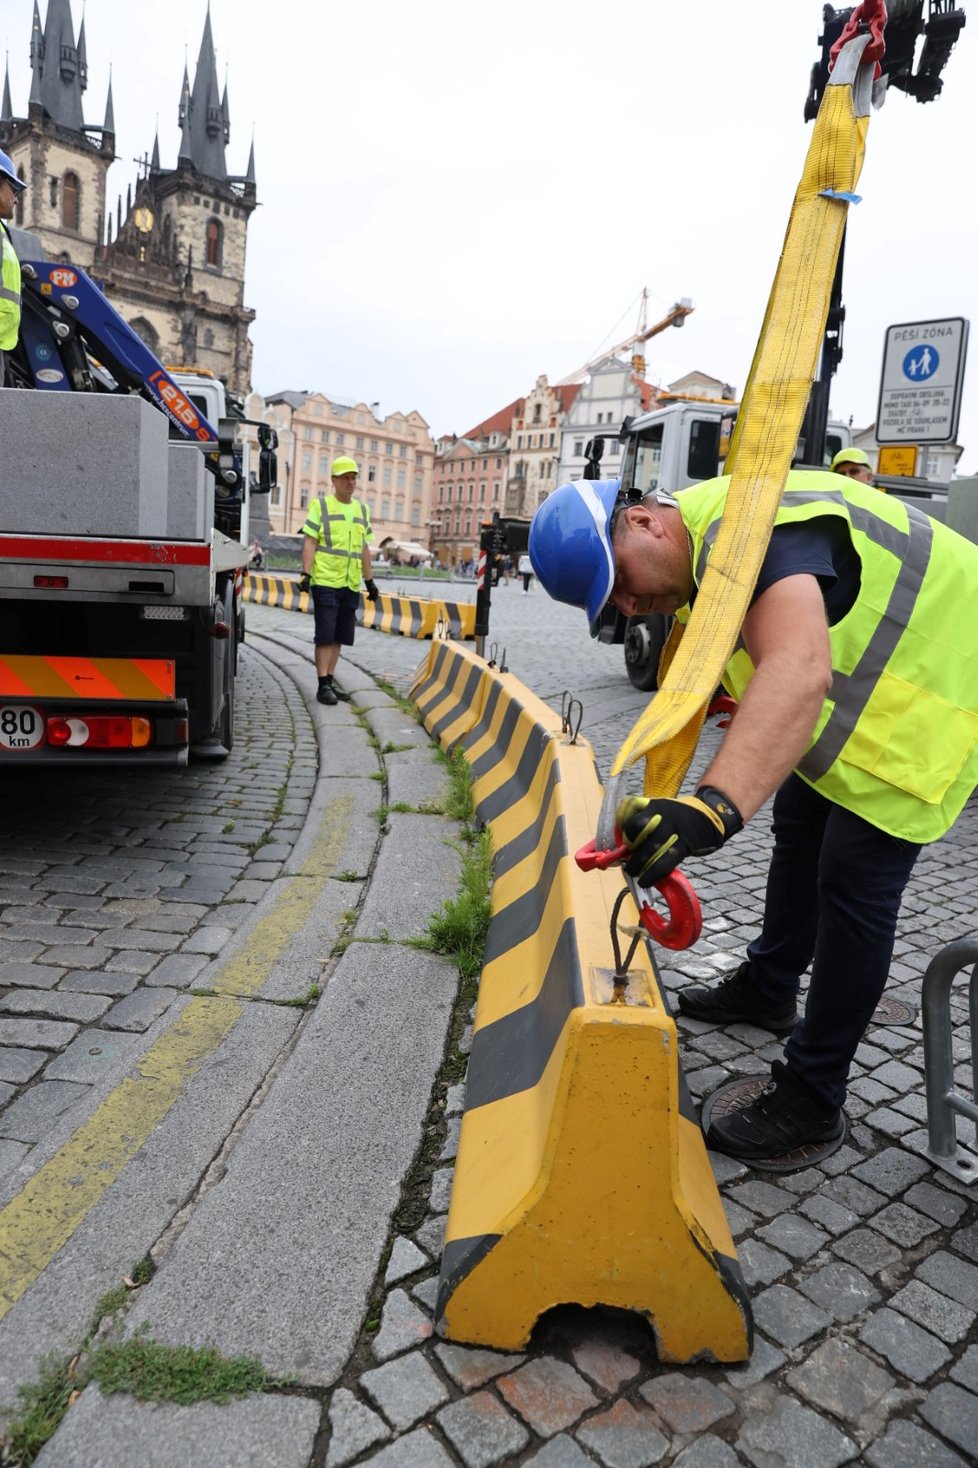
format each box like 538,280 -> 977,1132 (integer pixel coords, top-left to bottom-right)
617,785 -> 743,887
364,578 -> 379,602
298,573 -> 311,594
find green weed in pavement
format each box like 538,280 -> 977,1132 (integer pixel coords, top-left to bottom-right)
413,828 -> 492,983
1,1352 -> 76,1466
85,1335 -> 271,1406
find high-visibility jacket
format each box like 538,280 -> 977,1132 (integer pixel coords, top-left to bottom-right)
301,494 -> 371,589
0,221 -> 21,351
677,469 -> 978,843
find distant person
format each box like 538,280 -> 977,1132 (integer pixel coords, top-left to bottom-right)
0,151 -> 27,389
518,552 -> 534,593
830,447 -> 874,487
298,457 -> 379,705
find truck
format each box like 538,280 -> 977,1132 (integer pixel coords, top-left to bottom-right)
0,241 -> 276,765
588,397 -> 854,689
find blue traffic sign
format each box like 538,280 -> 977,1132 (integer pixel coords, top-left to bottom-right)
902,345 -> 940,380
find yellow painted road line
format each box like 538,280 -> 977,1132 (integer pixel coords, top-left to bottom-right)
0,797 -> 352,1322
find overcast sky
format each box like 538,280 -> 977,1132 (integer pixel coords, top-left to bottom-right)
5,0 -> 976,469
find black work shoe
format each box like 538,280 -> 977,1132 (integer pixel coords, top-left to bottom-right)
330,683 -> 352,702
316,683 -> 338,705
706,1060 -> 845,1160
677,960 -> 798,1034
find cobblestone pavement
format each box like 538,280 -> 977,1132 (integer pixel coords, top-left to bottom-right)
5,589 -> 977,1466
245,594 -> 978,1468
0,644 -> 317,1181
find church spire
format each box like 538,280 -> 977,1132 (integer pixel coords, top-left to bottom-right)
2,56 -> 12,123
150,127 -> 160,172
177,62 -> 193,164
245,135 -> 255,187
37,0 -> 86,132
186,4 -> 228,180
103,68 -> 114,135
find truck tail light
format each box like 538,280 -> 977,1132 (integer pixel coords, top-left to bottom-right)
46,715 -> 153,749
34,575 -> 69,589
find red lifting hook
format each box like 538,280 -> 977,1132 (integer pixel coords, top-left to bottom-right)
575,838 -> 703,951
829,0 -> 887,79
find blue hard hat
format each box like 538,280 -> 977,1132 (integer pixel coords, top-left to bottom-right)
0,150 -> 26,194
529,479 -> 621,633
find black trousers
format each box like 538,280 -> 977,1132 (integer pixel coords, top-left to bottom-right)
747,773 -> 922,1109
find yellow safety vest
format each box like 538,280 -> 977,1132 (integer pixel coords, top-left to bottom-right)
0,221 -> 21,351
302,494 -> 371,590
677,469 -> 978,843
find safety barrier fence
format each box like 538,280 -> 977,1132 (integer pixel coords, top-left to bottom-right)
409,638 -> 752,1359
242,573 -> 476,640
922,938 -> 978,1186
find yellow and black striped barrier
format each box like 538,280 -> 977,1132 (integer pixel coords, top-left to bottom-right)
410,639 -> 752,1360
242,574 -> 475,640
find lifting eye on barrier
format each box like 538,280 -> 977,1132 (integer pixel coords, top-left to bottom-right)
435,616 -> 448,641
560,691 -> 583,744
486,641 -> 498,669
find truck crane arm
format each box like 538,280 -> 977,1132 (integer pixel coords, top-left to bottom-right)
14,258 -> 243,495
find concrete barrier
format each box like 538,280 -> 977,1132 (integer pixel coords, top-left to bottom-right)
242,575 -> 475,640
410,640 -> 752,1360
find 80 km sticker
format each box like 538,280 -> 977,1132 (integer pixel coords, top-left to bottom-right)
0,705 -> 45,750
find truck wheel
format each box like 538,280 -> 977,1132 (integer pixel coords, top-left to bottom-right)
623,614 -> 669,692
218,665 -> 234,754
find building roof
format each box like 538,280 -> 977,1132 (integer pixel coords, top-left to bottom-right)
464,397 -> 524,441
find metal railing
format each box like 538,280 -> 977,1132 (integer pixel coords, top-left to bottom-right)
922,937 -> 978,1185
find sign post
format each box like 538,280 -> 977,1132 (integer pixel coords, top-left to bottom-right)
876,318 -> 969,446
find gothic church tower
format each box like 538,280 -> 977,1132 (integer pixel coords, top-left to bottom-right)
1,1 -> 256,394
0,0 -> 115,268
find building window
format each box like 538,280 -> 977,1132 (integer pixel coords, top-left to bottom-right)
395,498 -> 405,520
205,217 -> 222,268
130,316 -> 160,354
301,452 -> 312,472
385,442 -> 393,456
415,451 -> 424,465
270,484 -> 282,506
414,476 -> 422,494
335,433 -> 345,446
368,465 -> 377,483
371,439 -> 379,451
549,433 -> 555,447
411,503 -> 421,527
319,455 -> 330,475
355,435 -> 364,450
303,427 -> 313,440
383,465 -> 392,487
574,440 -> 583,456
396,468 -> 406,489
381,496 -> 391,518
468,483 -> 474,502
60,171 -> 80,230
321,429 -> 329,442
533,403 -> 542,423
493,481 -> 500,500
399,444 -> 408,458
313,402 -> 323,416
300,484 -> 310,509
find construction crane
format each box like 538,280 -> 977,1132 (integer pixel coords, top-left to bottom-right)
556,290 -> 694,387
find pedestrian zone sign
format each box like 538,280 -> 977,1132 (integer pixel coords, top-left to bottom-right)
877,317 -> 969,445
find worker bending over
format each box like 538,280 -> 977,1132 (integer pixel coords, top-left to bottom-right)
529,470 -> 978,1161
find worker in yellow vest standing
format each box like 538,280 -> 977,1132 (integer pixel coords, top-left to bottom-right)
0,150 -> 27,389
529,469 -> 978,1162
299,457 -> 379,705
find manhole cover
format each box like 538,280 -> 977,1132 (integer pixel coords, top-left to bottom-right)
701,1075 -> 849,1175
871,996 -> 918,1028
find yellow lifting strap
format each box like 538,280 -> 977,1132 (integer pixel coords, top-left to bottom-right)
608,30 -> 877,804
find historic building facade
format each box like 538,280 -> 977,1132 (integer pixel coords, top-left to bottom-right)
263,392 -> 436,553
1,1 -> 257,393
